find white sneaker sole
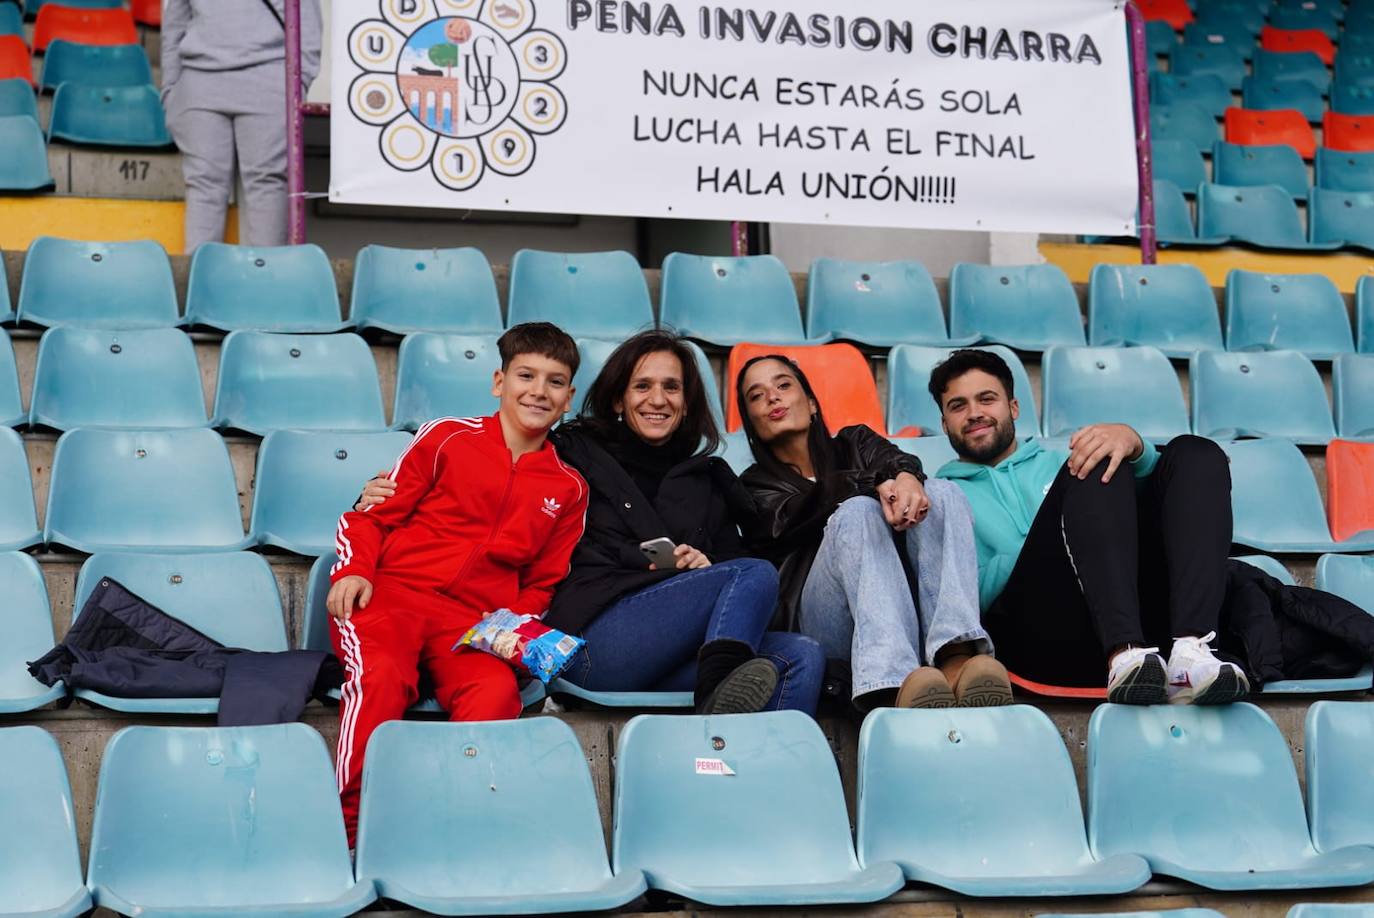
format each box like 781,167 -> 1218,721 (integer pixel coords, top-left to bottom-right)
1107,654 -> 1168,705
1169,664 -> 1250,705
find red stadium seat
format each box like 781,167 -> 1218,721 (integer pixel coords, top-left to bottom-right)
1261,27 -> 1335,65
1137,0 -> 1193,30
33,5 -> 137,51
131,0 -> 159,28
0,35 -> 32,86
726,343 -> 887,435
1327,439 -> 1374,542
1324,112 -> 1374,153
1225,107 -> 1316,159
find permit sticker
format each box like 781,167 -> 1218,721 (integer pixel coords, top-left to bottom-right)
695,757 -> 736,776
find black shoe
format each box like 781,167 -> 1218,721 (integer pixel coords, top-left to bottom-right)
697,658 -> 779,714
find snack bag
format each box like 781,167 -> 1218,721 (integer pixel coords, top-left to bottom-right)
454,609 -> 585,683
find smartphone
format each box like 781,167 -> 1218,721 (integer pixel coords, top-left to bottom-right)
639,537 -> 678,571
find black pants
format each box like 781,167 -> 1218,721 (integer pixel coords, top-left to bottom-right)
985,435 -> 1232,687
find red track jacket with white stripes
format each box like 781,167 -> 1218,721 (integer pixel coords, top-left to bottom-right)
331,414 -> 589,618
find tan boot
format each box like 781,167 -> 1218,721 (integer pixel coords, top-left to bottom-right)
895,666 -> 956,708
954,655 -> 1013,707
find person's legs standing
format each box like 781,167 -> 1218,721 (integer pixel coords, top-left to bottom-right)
166,69 -> 235,252
231,62 -> 289,246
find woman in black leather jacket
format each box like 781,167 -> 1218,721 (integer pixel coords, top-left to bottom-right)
734,353 -> 1010,710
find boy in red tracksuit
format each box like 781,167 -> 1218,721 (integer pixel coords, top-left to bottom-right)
326,322 -> 588,842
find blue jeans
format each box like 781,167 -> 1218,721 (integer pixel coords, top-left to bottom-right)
800,484 -> 990,698
561,558 -> 824,715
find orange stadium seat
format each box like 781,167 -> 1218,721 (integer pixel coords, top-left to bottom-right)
1225,107 -> 1316,159
0,36 -> 33,86
725,343 -> 886,436
33,4 -> 137,51
1327,440 -> 1374,542
1260,27 -> 1335,65
1324,113 -> 1374,153
131,0 -> 159,27
1137,0 -> 1193,30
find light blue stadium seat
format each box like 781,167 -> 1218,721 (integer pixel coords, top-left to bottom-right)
1288,907 -> 1374,918
212,331 -> 385,435
1149,101 -> 1221,151
0,427 -> 40,551
1043,346 -> 1188,442
1197,182 -> 1334,249
1223,438 -> 1374,551
1234,554 -> 1296,584
1212,140 -> 1311,198
249,430 -> 411,555
1332,82 -> 1374,116
0,330 -> 23,426
857,707 -> 1150,896
1335,56 -> 1374,89
1088,703 -> 1374,889
18,236 -> 179,328
1153,179 -> 1215,243
186,242 -> 345,332
1183,20 -> 1257,57
1146,20 -> 1177,56
1305,701 -> 1374,854
30,326 -> 205,430
39,39 -> 153,90
0,76 -> 37,119
1309,188 -> 1374,249
47,83 -> 170,147
0,115 -> 52,190
886,435 -> 959,473
659,253 -> 804,346
1286,556 -> 1374,692
948,263 -> 1084,352
1241,77 -> 1325,123
716,429 -> 755,476
349,244 -> 502,335
887,344 -> 1039,439
1270,6 -> 1340,36
805,257 -> 967,346
44,428 -> 247,553
70,552 -> 288,713
1362,276 -> 1374,352
0,2 -> 19,35
356,719 -> 646,914
508,249 -> 654,339
1275,0 -> 1344,17
87,724 -> 376,917
0,726 -> 90,918
1195,2 -> 1265,34
1334,353 -> 1374,437
1191,350 -> 1335,443
1225,269 -> 1354,358
1253,49 -> 1332,93
0,254 -> 10,325
1169,45 -> 1246,89
1152,140 -> 1207,191
1149,72 -> 1232,118
569,336 -> 616,417
547,677 -> 693,709
390,333 -> 500,431
613,711 -> 905,906
24,0 -> 121,13
0,554 -> 65,713
1088,263 -> 1223,356
1038,911 -> 1225,918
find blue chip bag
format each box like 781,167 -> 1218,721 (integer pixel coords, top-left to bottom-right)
454,609 -> 585,683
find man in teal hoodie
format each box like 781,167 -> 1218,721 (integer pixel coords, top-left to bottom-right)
930,349 -> 1248,706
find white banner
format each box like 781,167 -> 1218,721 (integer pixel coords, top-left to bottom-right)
329,0 -> 1139,235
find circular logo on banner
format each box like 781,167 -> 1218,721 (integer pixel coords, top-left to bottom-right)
346,0 -> 567,191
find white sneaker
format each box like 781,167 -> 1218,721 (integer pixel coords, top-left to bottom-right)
1166,631 -> 1250,705
1106,646 -> 1168,705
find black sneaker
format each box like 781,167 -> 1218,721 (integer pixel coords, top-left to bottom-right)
697,658 -> 779,714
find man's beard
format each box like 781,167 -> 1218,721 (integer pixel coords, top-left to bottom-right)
949,415 -> 1016,463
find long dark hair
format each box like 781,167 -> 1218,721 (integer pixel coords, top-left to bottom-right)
734,354 -> 837,482
577,329 -> 722,457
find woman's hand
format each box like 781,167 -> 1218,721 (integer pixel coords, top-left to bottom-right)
354,470 -> 396,512
876,472 -> 929,532
672,543 -> 711,570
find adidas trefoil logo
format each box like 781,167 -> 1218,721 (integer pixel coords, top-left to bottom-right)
540,497 -> 562,519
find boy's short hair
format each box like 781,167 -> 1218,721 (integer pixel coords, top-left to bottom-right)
927,348 -> 1015,408
497,322 -> 579,377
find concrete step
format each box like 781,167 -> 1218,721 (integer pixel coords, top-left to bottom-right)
44,145 -> 185,200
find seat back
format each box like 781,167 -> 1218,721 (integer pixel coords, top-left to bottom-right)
1261,26 -> 1336,63
947,263 -> 1084,351
1139,0 -> 1194,29
186,243 -> 343,332
1324,112 -> 1374,152
301,554 -> 333,652
1088,703 -> 1317,869
1222,438 -> 1337,550
88,724 -> 361,909
1191,349 -> 1334,442
40,39 -> 152,89
1305,700 -> 1374,851
1154,179 -> 1203,242
885,435 -> 958,474
1154,138 -> 1209,189
857,706 -> 1096,875
659,253 -> 803,345
1316,147 -> 1374,192
26,0 -> 126,15
1198,182 -> 1309,247
0,3 -> 19,38
1327,440 -> 1374,541
1316,553 -> 1374,611
0,427 -> 40,552
48,82 -> 170,147
18,236 -> 178,327
357,719 -> 615,894
887,344 -> 1039,439
1269,5 -> 1339,36
1253,49 -> 1332,91
0,330 -> 24,426
1149,72 -> 1231,118
1225,107 -> 1316,158
1333,83 -> 1374,117
391,333 -> 501,431
0,76 -> 37,119
1088,263 -> 1221,355
33,3 -> 136,49
0,37 -> 33,86
1184,20 -> 1257,57
1234,554 -> 1297,584
1225,269 -> 1353,357
1310,188 -> 1374,247
726,343 -> 885,434
1213,140 -> 1311,197
1150,100 -> 1221,151
31,326 -> 206,430
0,554 -> 61,713
249,430 -> 411,555
1170,45 -> 1245,89
508,249 -> 653,338
805,257 -> 950,345
74,552 -> 287,651
1362,276 -> 1374,353
1334,354 -> 1374,437
1241,77 -> 1326,123
349,244 -> 501,334
613,711 -> 862,885
44,428 -> 245,552
0,726 -> 88,915
1146,20 -> 1178,56
1043,346 -> 1188,441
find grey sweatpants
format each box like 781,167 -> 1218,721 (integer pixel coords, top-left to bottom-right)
165,62 -> 288,250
